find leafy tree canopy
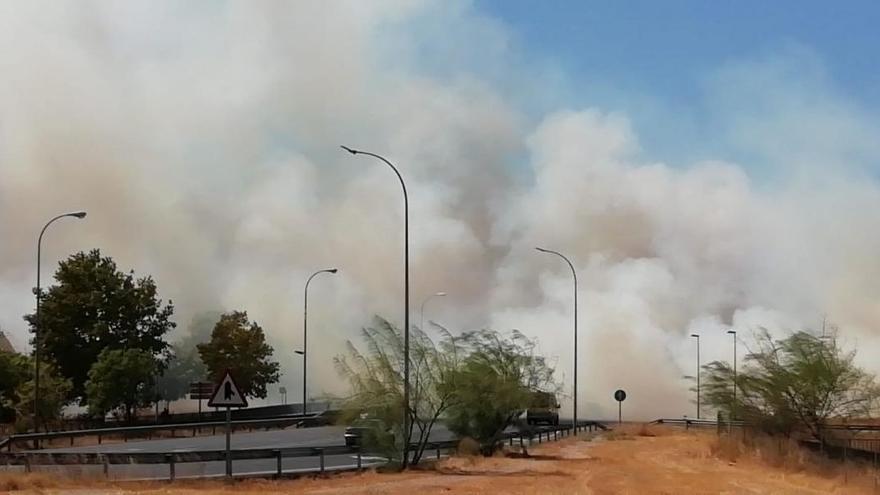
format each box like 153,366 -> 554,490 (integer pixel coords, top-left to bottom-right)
25,249 -> 175,402
85,348 -> 158,423
197,311 -> 280,399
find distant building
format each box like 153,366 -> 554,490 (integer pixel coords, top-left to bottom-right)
0,330 -> 16,354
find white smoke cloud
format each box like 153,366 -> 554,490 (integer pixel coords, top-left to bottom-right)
2,1 -> 880,420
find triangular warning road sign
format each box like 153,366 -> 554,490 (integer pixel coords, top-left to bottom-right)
207,370 -> 248,408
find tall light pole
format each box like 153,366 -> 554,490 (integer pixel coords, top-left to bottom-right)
420,292 -> 446,332
35,211 -> 87,432
727,329 -> 737,420
302,268 -> 337,415
535,247 -> 578,433
340,145 -> 411,467
690,334 -> 700,419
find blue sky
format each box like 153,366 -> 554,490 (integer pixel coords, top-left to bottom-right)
479,1 -> 880,104
476,1 -> 880,174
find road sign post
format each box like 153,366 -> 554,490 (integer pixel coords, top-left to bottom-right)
225,406 -> 231,476
207,370 -> 248,480
189,382 -> 213,422
614,389 -> 627,424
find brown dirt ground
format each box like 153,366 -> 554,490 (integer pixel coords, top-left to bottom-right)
3,425 -> 879,494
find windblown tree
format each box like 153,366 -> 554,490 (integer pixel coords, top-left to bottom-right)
445,329 -> 558,454
197,311 -> 280,399
702,330 -> 880,439
25,249 -> 175,402
334,317 -> 464,465
335,320 -> 558,464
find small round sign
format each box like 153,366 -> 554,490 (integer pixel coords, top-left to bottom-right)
614,389 -> 627,402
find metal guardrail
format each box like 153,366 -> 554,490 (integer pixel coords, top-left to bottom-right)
0,415 -> 605,452
651,418 -> 880,432
0,423 -> 600,480
650,418 -> 747,428
0,444 -> 361,480
821,424 -> 880,432
0,413 -> 322,451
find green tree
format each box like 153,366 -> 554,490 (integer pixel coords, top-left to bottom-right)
702,330 -> 880,439
197,311 -> 280,399
334,318 -> 464,465
2,356 -> 72,431
0,351 -> 30,423
445,329 -> 558,454
25,249 -> 175,402
85,348 -> 158,423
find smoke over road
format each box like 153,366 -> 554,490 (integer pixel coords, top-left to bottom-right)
2,1 -> 880,419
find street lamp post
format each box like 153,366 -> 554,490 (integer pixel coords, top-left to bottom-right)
35,211 -> 87,432
302,268 -> 337,416
341,145 -> 411,467
727,329 -> 737,420
690,334 -> 700,419
420,292 -> 446,332
535,247 -> 578,433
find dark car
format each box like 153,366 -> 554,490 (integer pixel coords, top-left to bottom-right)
344,418 -> 387,447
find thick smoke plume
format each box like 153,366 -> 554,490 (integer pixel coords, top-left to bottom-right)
3,1 -> 880,419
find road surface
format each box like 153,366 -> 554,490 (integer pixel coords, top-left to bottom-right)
15,424 -> 457,480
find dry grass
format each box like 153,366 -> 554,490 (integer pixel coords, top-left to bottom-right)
636,423 -> 659,437
709,430 -> 879,485
0,472 -> 66,491
597,422 -> 664,441
710,432 -> 825,471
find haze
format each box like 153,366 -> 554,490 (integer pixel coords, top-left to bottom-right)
3,0 -> 880,420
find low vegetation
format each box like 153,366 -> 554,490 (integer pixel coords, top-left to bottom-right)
445,329 -> 557,454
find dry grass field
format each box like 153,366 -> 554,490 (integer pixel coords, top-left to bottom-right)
3,425 -> 878,494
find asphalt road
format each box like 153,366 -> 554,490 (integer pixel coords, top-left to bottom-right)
17,424 -> 458,480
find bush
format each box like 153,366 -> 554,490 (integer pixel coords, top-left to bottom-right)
445,330 -> 558,456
